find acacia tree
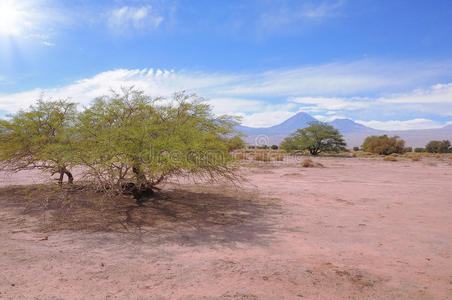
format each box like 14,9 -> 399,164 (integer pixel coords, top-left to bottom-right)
76,88 -> 239,201
0,100 -> 77,184
281,121 -> 347,155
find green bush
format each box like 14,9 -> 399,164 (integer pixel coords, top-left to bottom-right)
227,135 -> 246,152
361,135 -> 406,155
425,140 -> 451,153
271,144 -> 279,150
404,147 -> 413,153
414,147 -> 426,153
353,146 -> 360,151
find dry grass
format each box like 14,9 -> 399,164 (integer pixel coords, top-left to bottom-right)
235,153 -> 247,160
301,159 -> 324,168
273,153 -> 284,161
254,153 -> 271,162
410,155 -> 421,161
353,151 -> 375,158
383,156 -> 397,162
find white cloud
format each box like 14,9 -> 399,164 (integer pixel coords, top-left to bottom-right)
379,83 -> 452,104
289,96 -> 369,110
42,41 -> 55,47
215,60 -> 452,97
239,111 -> 300,128
1,60 -> 452,128
355,119 -> 444,131
206,98 -> 264,114
0,68 -> 240,112
258,1 -> 343,31
108,6 -> 163,32
313,114 -> 346,122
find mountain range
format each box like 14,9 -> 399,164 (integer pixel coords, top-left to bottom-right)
236,112 -> 452,148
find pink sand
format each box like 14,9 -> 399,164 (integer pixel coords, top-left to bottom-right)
0,157 -> 451,299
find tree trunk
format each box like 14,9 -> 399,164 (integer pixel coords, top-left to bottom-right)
132,165 -> 147,185
309,149 -> 319,155
65,170 -> 74,184
58,171 -> 64,186
132,164 -> 153,204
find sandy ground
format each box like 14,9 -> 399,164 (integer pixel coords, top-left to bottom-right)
0,156 -> 451,299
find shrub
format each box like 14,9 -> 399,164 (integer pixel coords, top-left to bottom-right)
227,135 -> 246,152
235,153 -> 246,160
425,140 -> 451,153
411,155 -> 421,161
254,153 -> 271,162
414,147 -> 426,153
353,146 -> 360,151
273,153 -> 284,161
271,144 -> 279,150
383,156 -> 397,162
361,135 -> 406,155
404,147 -> 413,153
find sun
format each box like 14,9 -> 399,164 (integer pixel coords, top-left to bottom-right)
0,0 -> 31,37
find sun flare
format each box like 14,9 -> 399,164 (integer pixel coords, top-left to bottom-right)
0,0 -> 33,37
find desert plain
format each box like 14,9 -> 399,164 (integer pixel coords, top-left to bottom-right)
0,155 -> 451,299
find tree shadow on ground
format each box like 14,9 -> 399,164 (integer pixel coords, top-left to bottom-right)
0,184 -> 281,248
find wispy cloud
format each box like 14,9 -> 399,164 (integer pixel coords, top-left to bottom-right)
0,59 -> 451,128
378,83 -> 452,104
289,96 -> 369,111
215,60 -> 452,97
355,119 -> 445,131
258,0 -> 344,32
41,41 -> 55,47
107,6 -> 164,33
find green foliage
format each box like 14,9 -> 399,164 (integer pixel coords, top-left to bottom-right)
404,146 -> 413,153
353,146 -> 360,151
76,88 -> 238,195
271,144 -> 279,150
414,147 -> 426,153
361,135 -> 406,155
0,88 -> 239,198
227,135 -> 246,151
425,140 -> 451,153
0,99 -> 77,184
281,122 -> 347,155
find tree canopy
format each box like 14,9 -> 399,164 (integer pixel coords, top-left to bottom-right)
280,121 -> 347,155
0,88 -> 241,200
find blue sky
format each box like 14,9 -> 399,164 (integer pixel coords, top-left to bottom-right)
0,0 -> 452,129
